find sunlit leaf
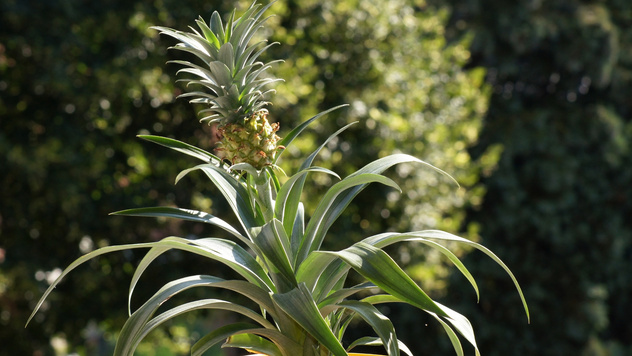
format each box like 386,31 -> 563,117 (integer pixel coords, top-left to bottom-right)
335,300 -> 399,356
223,332 -> 282,356
110,206 -> 252,248
177,163 -> 260,235
346,336 -> 413,356
322,242 -> 447,317
138,135 -> 222,165
298,173 -> 401,264
255,220 -> 297,292
191,322 -> 258,356
272,284 -> 348,356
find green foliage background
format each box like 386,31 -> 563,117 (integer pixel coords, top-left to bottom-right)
424,0 -> 632,355
1,0 -> 630,355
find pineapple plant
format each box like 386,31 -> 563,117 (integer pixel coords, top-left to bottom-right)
152,2 -> 283,169
28,2 -> 529,355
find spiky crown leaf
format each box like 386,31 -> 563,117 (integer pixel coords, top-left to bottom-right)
152,2 -> 281,125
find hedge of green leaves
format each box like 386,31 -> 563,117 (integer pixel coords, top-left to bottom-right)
428,0 -> 632,354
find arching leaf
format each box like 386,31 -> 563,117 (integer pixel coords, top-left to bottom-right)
191,322 -> 259,356
335,300 -> 399,356
177,163 -> 260,235
346,336 -> 413,356
114,276 -> 279,356
322,242 -> 447,317
274,166 -> 339,240
272,284 -> 348,356
298,174 -> 401,265
110,206 -> 252,249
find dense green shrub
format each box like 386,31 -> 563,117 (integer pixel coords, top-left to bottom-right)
428,0 -> 632,354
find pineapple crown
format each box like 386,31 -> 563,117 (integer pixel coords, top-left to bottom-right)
152,2 -> 282,125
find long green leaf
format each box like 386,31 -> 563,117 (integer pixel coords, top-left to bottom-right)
26,242 -> 159,326
403,230 -> 529,322
346,336 -> 413,356
322,242 -> 447,317
118,237 -> 275,316
433,315 -> 466,356
119,299 -> 273,356
434,301 -> 480,356
298,173 -> 401,265
114,276 -> 279,356
110,206 -> 253,249
283,122 -> 356,250
295,251 -> 338,292
192,237 -> 274,288
360,232 -> 479,301
127,245 -> 170,316
363,294 -> 469,356
318,282 -> 376,315
137,237 -> 273,291
312,259 -> 349,303
275,105 -> 348,163
348,153 -> 458,186
225,328 -> 304,356
177,163 -> 260,235
301,154 -> 458,267
292,202 -> 305,254
325,155 -> 451,242
272,284 -> 348,356
309,231 -> 483,307
137,134 -> 227,167
125,238 -> 273,315
136,135 -> 205,156
274,167 -> 340,239
336,300 -> 399,356
223,332 -> 283,356
255,220 -> 297,292
299,122 -> 357,172
118,276 -> 225,355
191,322 -> 259,356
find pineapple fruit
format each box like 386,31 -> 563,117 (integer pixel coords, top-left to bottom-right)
216,109 -> 281,168
153,2 -> 282,169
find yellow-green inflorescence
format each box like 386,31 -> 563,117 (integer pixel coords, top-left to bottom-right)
216,109 -> 282,169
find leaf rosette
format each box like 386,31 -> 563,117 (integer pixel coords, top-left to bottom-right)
27,2 -> 528,355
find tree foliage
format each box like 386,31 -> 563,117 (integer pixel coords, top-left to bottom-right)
427,0 -> 632,354
3,0 -> 489,354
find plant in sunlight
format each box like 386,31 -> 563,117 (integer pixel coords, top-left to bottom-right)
28,2 -> 528,355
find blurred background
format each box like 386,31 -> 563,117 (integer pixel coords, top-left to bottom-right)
1,0 -> 631,355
